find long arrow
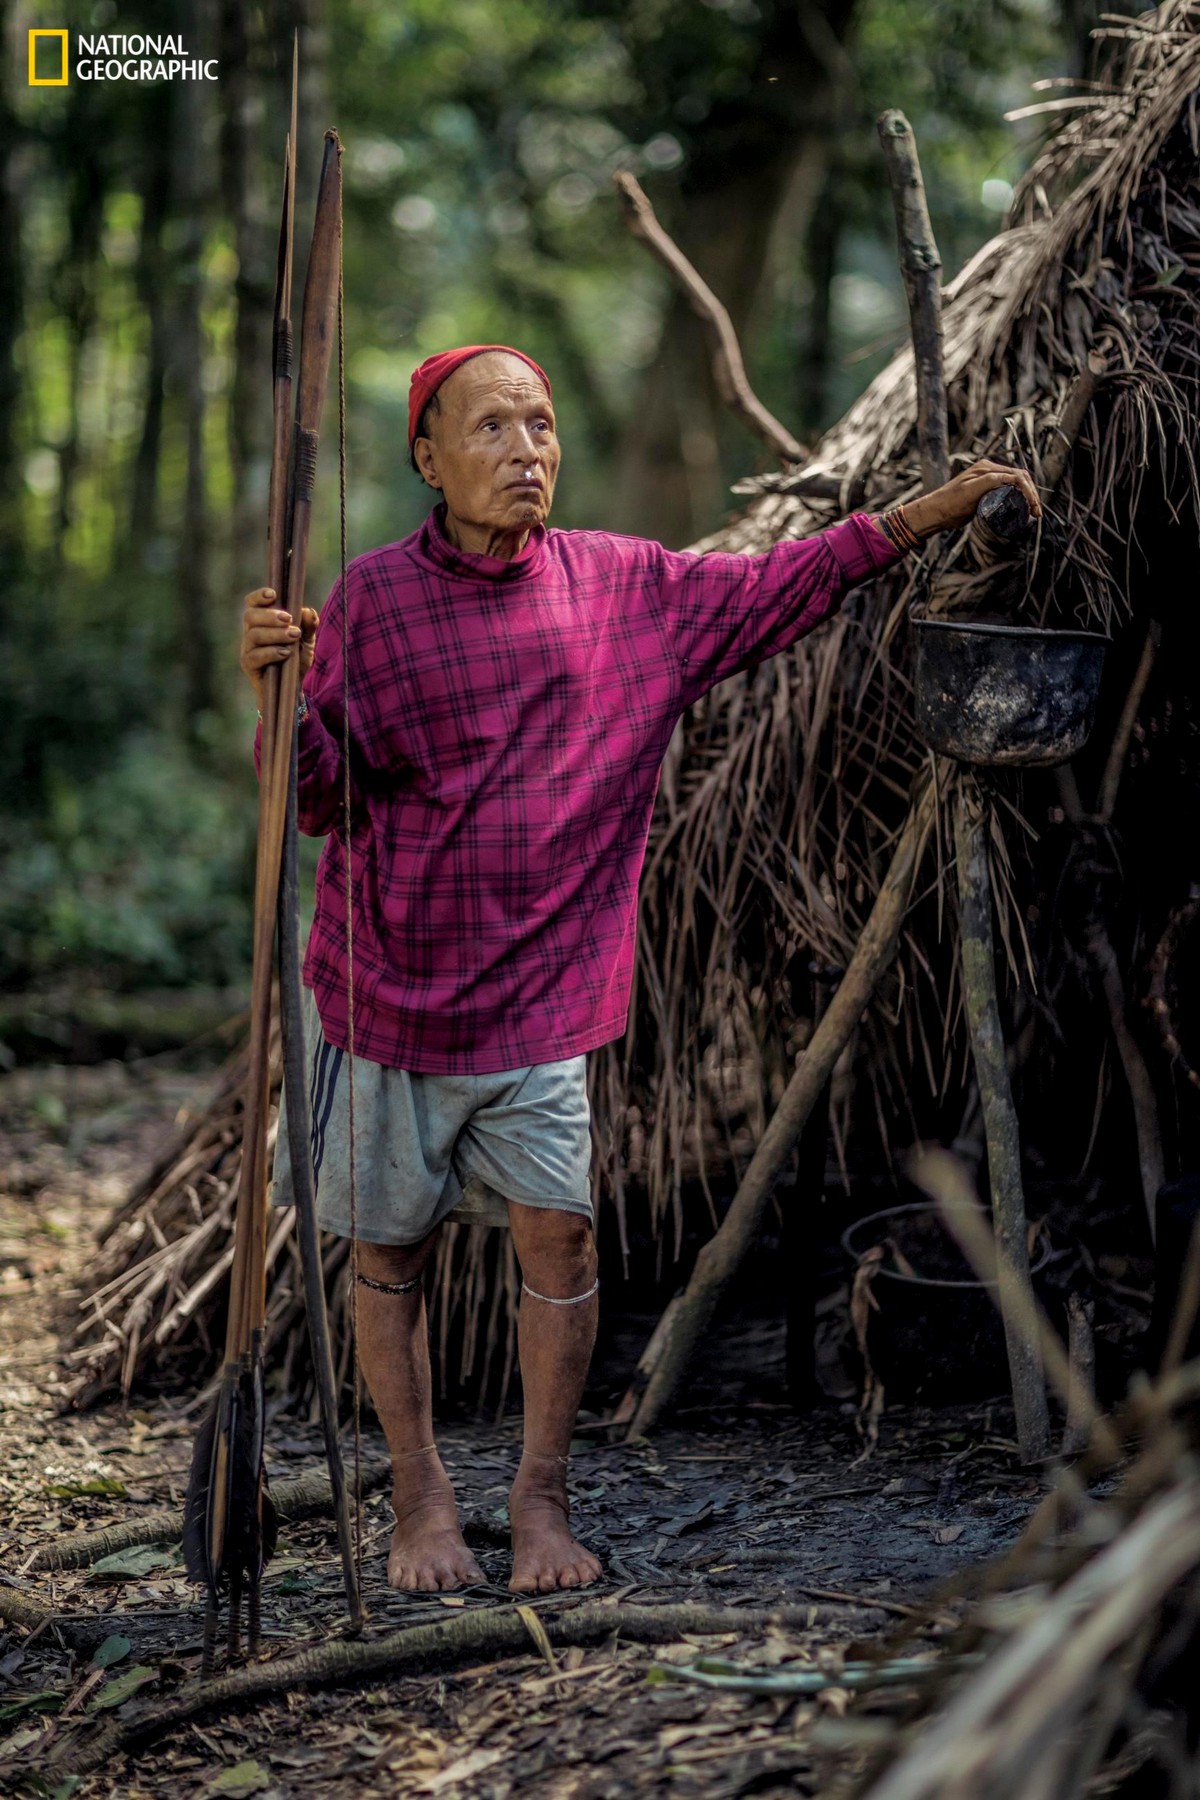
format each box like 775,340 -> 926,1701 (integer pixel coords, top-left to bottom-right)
183,42 -> 359,1667
273,121 -> 361,1636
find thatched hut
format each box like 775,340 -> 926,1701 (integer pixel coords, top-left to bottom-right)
67,0 -> 1200,1413
598,0 -> 1200,1284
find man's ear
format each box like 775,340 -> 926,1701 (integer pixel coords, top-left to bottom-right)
414,438 -> 442,490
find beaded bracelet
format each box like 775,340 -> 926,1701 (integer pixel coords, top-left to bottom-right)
876,504 -> 923,553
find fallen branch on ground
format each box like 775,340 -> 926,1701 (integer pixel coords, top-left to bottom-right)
0,1586 -> 110,1655
48,1600 -> 842,1774
28,1455 -> 393,1572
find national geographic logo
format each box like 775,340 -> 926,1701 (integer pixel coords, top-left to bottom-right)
27,29 -> 67,84
27,30 -> 219,84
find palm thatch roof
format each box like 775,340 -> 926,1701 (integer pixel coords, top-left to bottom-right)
593,0 -> 1200,1253
67,1 -> 1200,1406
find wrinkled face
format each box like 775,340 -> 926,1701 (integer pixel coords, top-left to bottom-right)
413,351 -> 560,535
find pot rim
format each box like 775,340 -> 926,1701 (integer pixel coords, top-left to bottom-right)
911,617 -> 1110,647
840,1200 -> 1052,1290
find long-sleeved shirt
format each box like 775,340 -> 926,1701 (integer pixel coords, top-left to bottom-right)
253,501 -> 906,1073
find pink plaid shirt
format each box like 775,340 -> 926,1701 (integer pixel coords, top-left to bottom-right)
253,502 -> 905,1073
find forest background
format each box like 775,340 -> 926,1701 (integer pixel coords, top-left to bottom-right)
0,0 -> 1106,1054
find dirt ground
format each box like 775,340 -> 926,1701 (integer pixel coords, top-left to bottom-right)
0,1055 -> 1047,1798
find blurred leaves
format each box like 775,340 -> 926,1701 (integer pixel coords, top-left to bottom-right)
0,731 -> 255,991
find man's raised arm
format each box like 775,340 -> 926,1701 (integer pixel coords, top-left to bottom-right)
648,459 -> 1042,708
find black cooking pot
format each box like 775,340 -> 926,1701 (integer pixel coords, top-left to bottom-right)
912,617 -> 1109,767
841,1201 -> 1053,1402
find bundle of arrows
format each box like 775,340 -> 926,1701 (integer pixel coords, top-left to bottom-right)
182,47 -> 363,1672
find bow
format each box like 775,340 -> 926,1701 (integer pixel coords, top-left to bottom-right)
183,41 -> 362,1667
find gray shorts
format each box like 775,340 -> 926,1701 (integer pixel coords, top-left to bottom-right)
270,985 -> 594,1244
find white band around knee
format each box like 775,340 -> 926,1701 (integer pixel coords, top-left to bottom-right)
520,1276 -> 600,1307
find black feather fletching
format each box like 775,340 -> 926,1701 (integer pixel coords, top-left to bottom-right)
183,1357 -> 274,1597
182,1391 -> 220,1588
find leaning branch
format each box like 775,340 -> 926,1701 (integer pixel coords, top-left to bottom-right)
612,170 -> 804,464
619,773 -> 939,1437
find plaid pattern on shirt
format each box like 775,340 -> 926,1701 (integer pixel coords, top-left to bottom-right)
253,502 -> 905,1073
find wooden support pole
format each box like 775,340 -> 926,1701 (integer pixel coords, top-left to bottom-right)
877,106 -> 1048,1459
953,775 -> 1050,1462
621,776 -> 938,1438
876,109 -> 949,490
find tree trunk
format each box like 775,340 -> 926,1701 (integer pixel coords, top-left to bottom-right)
611,0 -> 862,546
221,0 -> 275,596
1058,0 -> 1106,80
795,157 -> 845,437
0,0 -> 23,591
171,0 -> 216,726
126,88 -> 173,562
53,73 -> 107,564
288,0 -> 332,255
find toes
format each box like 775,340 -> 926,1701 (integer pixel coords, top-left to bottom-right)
390,1558 -> 451,1592
390,1524 -> 482,1593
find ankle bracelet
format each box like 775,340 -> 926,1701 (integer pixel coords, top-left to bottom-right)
356,1269 -> 423,1296
520,1276 -> 599,1307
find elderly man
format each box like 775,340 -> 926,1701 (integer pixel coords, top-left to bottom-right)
240,344 -> 1039,1595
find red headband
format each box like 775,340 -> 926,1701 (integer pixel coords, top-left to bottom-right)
407,345 -> 552,450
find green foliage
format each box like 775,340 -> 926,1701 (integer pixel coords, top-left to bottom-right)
0,731 -> 255,991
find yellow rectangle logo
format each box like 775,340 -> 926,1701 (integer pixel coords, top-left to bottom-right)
28,29 -> 69,85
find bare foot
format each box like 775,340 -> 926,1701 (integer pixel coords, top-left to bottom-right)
387,1446 -> 484,1592
508,1457 -> 603,1594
